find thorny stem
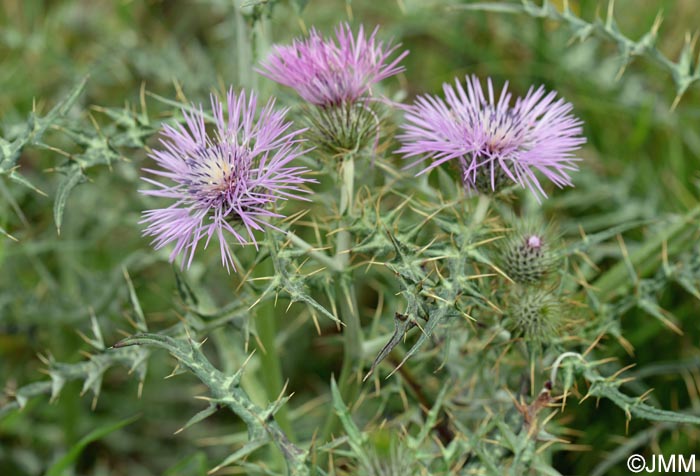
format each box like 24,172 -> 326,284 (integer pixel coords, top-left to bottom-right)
449,0 -> 700,107
210,325 -> 289,470
256,259 -> 295,441
319,153 -> 363,444
112,334 -> 308,475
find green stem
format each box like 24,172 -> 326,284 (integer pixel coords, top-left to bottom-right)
472,194 -> 491,226
338,153 -> 355,216
255,259 -> 295,440
319,154 -> 363,443
335,276 -> 362,385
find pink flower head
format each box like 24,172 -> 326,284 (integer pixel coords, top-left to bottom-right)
140,89 -> 314,272
397,76 -> 585,200
257,23 -> 408,108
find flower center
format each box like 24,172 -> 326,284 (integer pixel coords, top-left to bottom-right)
527,235 -> 542,249
477,106 -> 522,154
187,146 -> 247,205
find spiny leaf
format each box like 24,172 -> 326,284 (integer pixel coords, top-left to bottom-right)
411,382 -> 450,447
175,404 -> 220,435
146,91 -> 215,122
593,206 -> 700,301
364,312 -> 416,381
1,76 -> 88,174
636,297 -> 682,334
8,169 -> 46,196
391,299 -> 459,376
0,137 -> 11,167
562,219 -> 650,256
267,235 -> 340,324
53,164 -> 86,234
42,76 -> 89,126
210,439 -> 268,474
123,267 -> 148,332
588,382 -> 700,425
1,344 -> 150,419
330,377 -> 369,463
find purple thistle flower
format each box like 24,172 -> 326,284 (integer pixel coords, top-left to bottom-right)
397,75 -> 585,199
140,89 -> 314,272
257,23 -> 408,108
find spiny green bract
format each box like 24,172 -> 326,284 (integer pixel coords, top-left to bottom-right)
507,288 -> 564,343
499,225 -> 559,285
304,102 -> 382,156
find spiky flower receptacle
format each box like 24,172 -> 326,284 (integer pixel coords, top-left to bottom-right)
305,102 -> 382,156
257,23 -> 407,108
508,289 -> 563,344
257,23 -> 407,154
501,230 -> 558,284
140,89 -> 314,272
398,76 -> 585,199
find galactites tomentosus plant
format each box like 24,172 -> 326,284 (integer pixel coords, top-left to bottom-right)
5,3 -> 700,476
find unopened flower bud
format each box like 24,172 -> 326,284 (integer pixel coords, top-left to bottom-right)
508,289 -> 562,343
500,228 -> 557,284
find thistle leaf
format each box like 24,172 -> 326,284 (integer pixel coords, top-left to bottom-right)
588,382 -> 700,425
53,164 -> 86,234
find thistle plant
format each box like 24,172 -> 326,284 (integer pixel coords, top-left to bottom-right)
3,3 -> 700,476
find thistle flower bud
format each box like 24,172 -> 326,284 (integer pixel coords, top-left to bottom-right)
500,227 -> 558,284
305,102 -> 380,155
508,289 -> 563,343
